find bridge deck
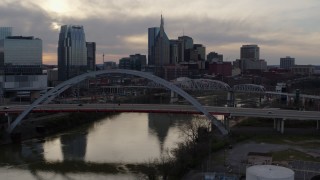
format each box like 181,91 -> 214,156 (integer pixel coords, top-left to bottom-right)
1,104 -> 320,121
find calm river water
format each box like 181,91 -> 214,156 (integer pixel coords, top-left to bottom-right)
0,112 -> 218,180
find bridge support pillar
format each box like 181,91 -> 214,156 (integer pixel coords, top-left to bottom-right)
170,90 -> 178,103
317,120 -> 319,130
280,119 -> 285,134
227,91 -> 234,107
276,118 -> 280,132
302,97 -> 306,109
224,115 -> 230,132
5,113 -> 12,127
276,118 -> 281,132
273,119 -> 276,130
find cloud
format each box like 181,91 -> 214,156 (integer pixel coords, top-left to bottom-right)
0,0 -> 319,65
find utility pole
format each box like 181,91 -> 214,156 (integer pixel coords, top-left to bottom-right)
103,53 -> 105,70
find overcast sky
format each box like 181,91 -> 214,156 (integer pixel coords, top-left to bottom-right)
1,0 -> 319,65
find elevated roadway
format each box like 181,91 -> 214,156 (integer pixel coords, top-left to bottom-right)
1,104 -> 320,121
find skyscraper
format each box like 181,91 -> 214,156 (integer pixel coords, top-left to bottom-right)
280,56 -> 295,70
240,44 -> 260,61
207,52 -> 223,62
178,36 -> 193,62
193,44 -> 206,61
154,15 -> 170,76
86,42 -> 96,71
0,27 -> 12,40
58,25 -> 87,81
148,27 -> 160,66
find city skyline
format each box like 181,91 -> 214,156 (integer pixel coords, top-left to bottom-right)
0,0 -> 319,65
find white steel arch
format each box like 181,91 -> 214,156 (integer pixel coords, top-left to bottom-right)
8,69 -> 228,135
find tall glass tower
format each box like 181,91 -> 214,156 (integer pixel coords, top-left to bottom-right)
148,27 -> 160,66
0,27 -> 12,40
58,25 -> 87,81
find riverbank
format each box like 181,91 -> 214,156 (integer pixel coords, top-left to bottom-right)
183,125 -> 320,179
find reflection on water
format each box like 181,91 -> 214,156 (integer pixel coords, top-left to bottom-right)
0,112 -> 205,179
148,113 -> 193,152
61,132 -> 87,161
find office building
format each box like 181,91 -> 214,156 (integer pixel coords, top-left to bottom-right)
153,15 -> 170,77
235,44 -> 267,74
148,27 -> 160,66
170,40 -> 179,64
86,42 -> 96,71
0,36 -> 47,101
240,44 -> 260,61
119,54 -> 147,71
104,61 -> 117,69
178,36 -> 193,62
0,27 -> 12,40
58,25 -> 87,81
234,59 -> 267,73
0,36 -> 42,74
291,65 -> 314,75
154,15 -> 170,66
193,44 -> 206,61
280,56 -> 295,70
207,52 -> 223,62
163,65 -> 189,80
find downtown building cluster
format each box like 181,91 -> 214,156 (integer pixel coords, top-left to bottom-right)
1,16 -> 318,102
0,26 -> 96,102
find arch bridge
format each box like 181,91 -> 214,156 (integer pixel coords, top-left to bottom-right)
8,69 -> 228,135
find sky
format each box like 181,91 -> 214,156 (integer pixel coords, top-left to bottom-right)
0,0 -> 319,65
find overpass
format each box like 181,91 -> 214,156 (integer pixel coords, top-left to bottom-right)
2,104 -> 319,134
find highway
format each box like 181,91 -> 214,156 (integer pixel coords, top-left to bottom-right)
1,103 -> 320,120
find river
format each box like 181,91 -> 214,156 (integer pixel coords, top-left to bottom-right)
0,112 -> 216,180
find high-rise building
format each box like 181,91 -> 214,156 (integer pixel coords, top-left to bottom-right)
154,15 -> 170,66
86,42 -> 96,71
0,36 -> 47,100
118,54 -> 147,71
178,36 -> 193,62
0,27 -> 12,40
240,44 -> 260,61
207,52 -> 223,62
0,36 -> 42,74
148,27 -> 160,66
58,25 -> 87,81
130,54 -> 146,70
280,56 -> 295,70
193,44 -> 206,61
153,15 -> 170,76
169,40 -> 179,64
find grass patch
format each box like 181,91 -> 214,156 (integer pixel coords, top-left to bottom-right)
230,132 -> 320,148
236,117 -> 273,127
272,149 -> 320,162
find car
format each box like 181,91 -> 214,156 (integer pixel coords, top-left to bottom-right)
78,104 -> 83,106
267,111 -> 273,114
3,107 -> 9,109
